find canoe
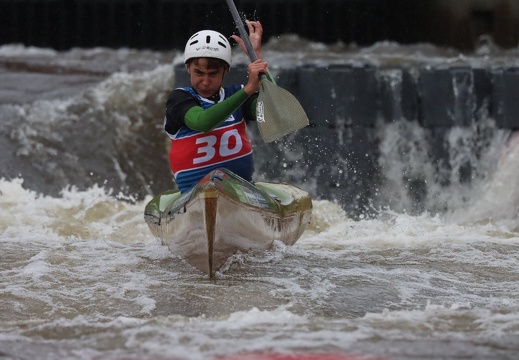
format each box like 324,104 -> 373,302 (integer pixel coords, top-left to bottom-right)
144,168 -> 312,277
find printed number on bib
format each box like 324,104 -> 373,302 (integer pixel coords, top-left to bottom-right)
193,129 -> 243,165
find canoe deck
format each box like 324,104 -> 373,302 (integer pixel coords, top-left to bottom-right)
144,168 -> 312,277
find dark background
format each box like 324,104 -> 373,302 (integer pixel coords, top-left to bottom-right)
1,0 -> 518,52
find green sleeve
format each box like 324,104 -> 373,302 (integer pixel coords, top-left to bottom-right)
250,97 -> 258,119
184,88 -> 250,132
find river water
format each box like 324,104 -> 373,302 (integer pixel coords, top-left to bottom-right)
1,37 -> 519,360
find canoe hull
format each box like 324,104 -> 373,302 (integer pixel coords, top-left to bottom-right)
144,168 -> 312,277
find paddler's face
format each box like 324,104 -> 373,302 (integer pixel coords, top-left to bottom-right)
187,58 -> 227,99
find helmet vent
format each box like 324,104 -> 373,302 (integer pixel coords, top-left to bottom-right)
189,40 -> 198,46
218,41 -> 227,48
206,35 -> 211,43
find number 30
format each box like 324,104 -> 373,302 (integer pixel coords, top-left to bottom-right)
193,129 -> 243,164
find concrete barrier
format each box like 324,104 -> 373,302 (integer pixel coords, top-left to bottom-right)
492,67 -> 519,129
173,62 -> 518,215
379,67 -> 418,123
297,64 -> 379,128
418,66 -> 492,127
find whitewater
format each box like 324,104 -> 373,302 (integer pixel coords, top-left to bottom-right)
1,37 -> 519,359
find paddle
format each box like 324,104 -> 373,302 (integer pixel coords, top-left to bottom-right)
225,0 -> 309,143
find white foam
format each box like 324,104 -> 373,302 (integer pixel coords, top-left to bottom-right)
2,41 -> 519,360
0,178 -> 154,243
0,44 -> 57,57
449,133 -> 519,225
362,301 -> 519,338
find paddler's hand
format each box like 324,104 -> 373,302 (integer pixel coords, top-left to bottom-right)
231,20 -> 263,61
243,59 -> 268,95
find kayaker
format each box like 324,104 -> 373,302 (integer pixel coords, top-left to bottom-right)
164,21 -> 269,192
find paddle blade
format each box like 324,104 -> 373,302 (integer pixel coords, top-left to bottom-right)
256,80 -> 309,143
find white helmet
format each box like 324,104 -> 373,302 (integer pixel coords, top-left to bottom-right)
184,30 -> 232,66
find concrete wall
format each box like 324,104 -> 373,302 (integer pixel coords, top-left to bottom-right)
175,62 -> 519,216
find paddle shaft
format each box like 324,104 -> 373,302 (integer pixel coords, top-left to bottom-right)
226,0 -> 258,61
225,0 -> 267,80
225,0 -> 309,143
